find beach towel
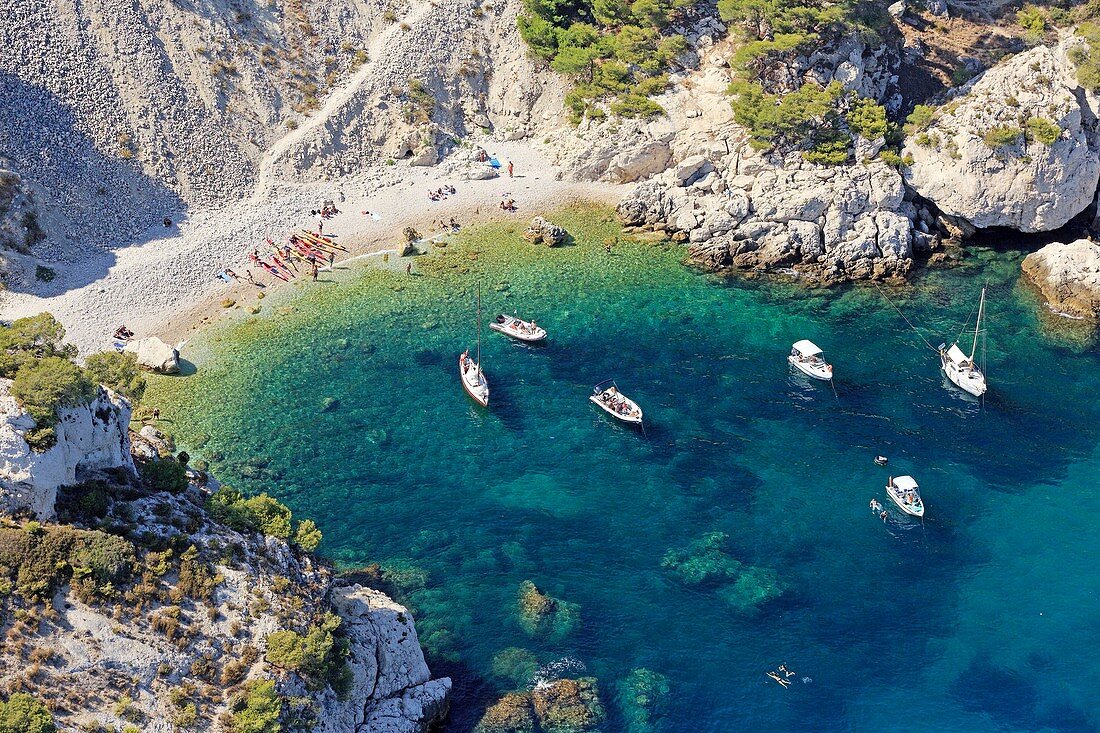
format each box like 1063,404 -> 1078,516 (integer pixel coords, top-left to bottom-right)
489,157 -> 502,168
217,271 -> 233,283
371,212 -> 382,221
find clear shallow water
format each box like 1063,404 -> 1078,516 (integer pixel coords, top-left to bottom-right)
149,206 -> 1100,733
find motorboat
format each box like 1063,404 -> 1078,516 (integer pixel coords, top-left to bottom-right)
886,475 -> 924,517
589,380 -> 643,425
788,339 -> 833,381
939,287 -> 987,398
489,314 -> 546,342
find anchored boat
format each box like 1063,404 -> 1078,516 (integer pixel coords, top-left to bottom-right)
788,340 -> 833,381
589,379 -> 643,425
886,475 -> 924,517
489,314 -> 546,342
459,285 -> 489,407
939,287 -> 988,398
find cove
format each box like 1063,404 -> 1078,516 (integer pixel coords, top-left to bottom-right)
147,204 -> 1100,733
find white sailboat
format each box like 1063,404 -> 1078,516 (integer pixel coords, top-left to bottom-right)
589,379 -> 643,425
459,284 -> 489,407
886,475 -> 925,517
939,287 -> 987,398
489,313 -> 547,342
788,340 -> 833,380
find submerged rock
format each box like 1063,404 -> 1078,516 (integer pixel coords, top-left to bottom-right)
492,647 -> 541,688
660,531 -> 741,585
516,580 -> 579,640
717,564 -> 786,612
532,677 -> 606,733
1021,238 -> 1100,321
320,396 -> 340,413
475,692 -> 537,733
616,668 -> 670,733
903,41 -> 1100,233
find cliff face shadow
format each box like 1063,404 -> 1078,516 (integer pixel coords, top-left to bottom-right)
0,72 -> 185,296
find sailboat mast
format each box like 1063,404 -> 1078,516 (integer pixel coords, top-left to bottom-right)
476,282 -> 482,378
969,287 -> 986,360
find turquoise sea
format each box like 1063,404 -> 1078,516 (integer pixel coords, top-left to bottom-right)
149,206 -> 1100,732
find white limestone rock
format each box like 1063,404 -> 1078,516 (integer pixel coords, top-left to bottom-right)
314,585 -> 451,733
1021,238 -> 1100,320
124,337 -> 180,374
0,380 -> 134,518
903,42 -> 1100,233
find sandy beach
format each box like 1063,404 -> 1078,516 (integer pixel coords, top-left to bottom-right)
0,140 -> 624,356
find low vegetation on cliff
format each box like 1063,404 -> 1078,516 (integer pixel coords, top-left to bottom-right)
518,0 -> 700,122
0,314 -> 144,451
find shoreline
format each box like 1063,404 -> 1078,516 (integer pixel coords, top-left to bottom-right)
0,139 -> 626,357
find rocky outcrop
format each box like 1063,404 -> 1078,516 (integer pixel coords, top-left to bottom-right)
1021,238 -> 1100,320
516,580 -> 578,640
0,380 -> 133,518
903,41 -> 1100,233
522,218 -> 567,247
123,336 -> 181,374
315,585 -> 451,733
475,678 -> 605,733
618,152 -> 916,284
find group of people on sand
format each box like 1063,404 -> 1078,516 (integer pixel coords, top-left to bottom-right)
500,196 -> 517,212
431,217 -> 461,232
113,325 -> 134,341
429,185 -> 456,202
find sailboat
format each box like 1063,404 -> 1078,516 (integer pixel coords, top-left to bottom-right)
939,287 -> 987,398
459,284 -> 489,407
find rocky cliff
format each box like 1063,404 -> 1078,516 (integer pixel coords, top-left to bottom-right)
0,382 -> 449,732
1021,238 -> 1100,320
0,379 -> 133,519
903,38 -> 1100,234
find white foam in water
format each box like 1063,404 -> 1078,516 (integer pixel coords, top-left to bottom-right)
530,657 -> 587,689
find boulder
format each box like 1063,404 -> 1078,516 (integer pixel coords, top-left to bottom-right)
671,155 -> 712,187
903,42 -> 1100,233
0,381 -> 134,519
522,217 -> 567,246
516,580 -> 578,640
475,692 -> 536,733
531,678 -> 605,732
123,337 -> 180,374
605,140 -> 673,184
1021,238 -> 1100,320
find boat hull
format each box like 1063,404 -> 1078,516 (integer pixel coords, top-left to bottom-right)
788,356 -> 832,381
940,354 -> 987,397
459,356 -> 489,407
489,321 -> 546,342
589,394 -> 643,425
886,488 -> 924,517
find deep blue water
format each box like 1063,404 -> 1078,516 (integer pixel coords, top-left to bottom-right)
151,208 -> 1100,732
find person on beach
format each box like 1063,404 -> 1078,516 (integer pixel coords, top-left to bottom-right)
311,261 -> 319,280
245,270 -> 258,285
406,262 -> 412,275
507,160 -> 514,178
327,251 -> 335,270
225,268 -> 240,281
605,241 -> 613,254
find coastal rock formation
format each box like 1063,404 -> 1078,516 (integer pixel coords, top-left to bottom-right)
615,668 -> 670,733
523,218 -> 568,247
123,336 -> 181,374
1021,238 -> 1100,320
618,157 -> 914,284
0,381 -> 133,518
660,532 -> 785,611
516,580 -> 578,640
315,585 -> 451,733
903,41 -> 1100,233
475,678 -> 605,733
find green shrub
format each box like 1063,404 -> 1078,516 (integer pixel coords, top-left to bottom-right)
230,680 -> 282,733
0,693 -> 55,733
294,520 -> 322,552
140,458 -> 188,494
84,351 -> 145,404
983,125 -> 1024,148
0,313 -> 74,377
10,356 -> 96,449
34,265 -> 55,282
846,97 -> 888,139
1026,116 -> 1061,145
206,488 -> 294,540
243,495 -> 292,539
1016,5 -> 1046,42
264,613 -> 350,692
0,524 -> 135,602
175,545 -> 218,602
904,104 -> 937,135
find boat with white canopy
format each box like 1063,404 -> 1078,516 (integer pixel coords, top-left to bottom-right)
939,287 -> 987,398
489,313 -> 546,342
787,340 -> 833,381
459,285 -> 489,407
589,379 -> 643,425
886,475 -> 924,517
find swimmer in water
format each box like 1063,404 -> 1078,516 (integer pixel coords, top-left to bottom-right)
880,510 -> 889,522
870,498 -> 882,512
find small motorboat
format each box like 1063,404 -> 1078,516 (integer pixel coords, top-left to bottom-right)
886,475 -> 924,517
874,455 -> 889,467
788,340 -> 833,381
589,379 -> 643,425
459,350 -> 489,407
489,314 -> 546,342
939,287 -> 988,398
